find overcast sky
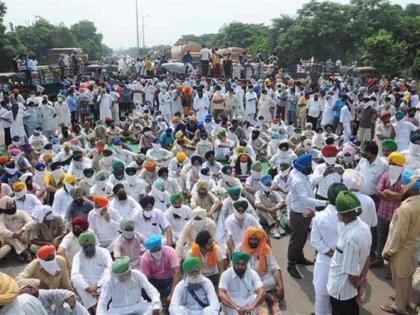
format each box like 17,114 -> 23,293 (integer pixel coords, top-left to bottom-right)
3,0 -> 415,49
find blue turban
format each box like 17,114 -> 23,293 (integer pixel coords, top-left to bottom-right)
51,137 -> 60,145
401,170 -> 420,190
293,153 -> 313,172
205,114 -> 212,122
145,234 -> 162,250
34,161 -> 46,170
112,138 -> 122,145
260,175 -> 272,187
200,167 -> 210,176
190,155 -> 203,165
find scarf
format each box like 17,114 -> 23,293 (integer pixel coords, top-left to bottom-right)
191,242 -> 217,267
240,227 -> 272,274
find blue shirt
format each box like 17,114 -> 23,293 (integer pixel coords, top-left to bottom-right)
334,99 -> 345,118
66,95 -> 77,112
159,133 -> 174,147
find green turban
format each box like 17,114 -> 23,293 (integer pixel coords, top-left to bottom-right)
382,139 -> 397,152
112,159 -> 125,171
327,183 -> 348,206
70,186 -> 85,199
232,251 -> 251,264
119,218 -> 135,230
251,161 -> 261,171
170,193 -> 183,205
335,191 -> 362,216
233,200 -> 248,211
95,171 -> 107,181
182,256 -> 201,273
78,231 -> 96,247
227,186 -> 241,198
112,256 -> 130,274
395,111 -> 405,120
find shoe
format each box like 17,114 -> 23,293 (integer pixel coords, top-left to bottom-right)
270,227 -> 281,239
296,257 -> 314,265
287,265 -> 303,279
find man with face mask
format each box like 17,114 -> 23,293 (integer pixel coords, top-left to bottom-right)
4,102 -> 27,144
90,170 -> 113,197
65,187 -> 94,223
122,161 -> 147,202
169,256 -> 220,315
57,216 -> 89,271
139,160 -> 159,192
111,138 -> 135,165
320,91 -> 336,129
16,244 -> 72,291
98,256 -> 161,315
165,193 -> 192,243
327,191 -> 371,315
0,196 -> 33,261
219,251 -> 265,315
146,138 -> 173,167
87,196 -> 121,251
175,207 -> 216,260
107,159 -> 126,187
53,94 -> 71,128
238,226 -> 284,313
401,134 -> 420,170
114,218 -> 146,269
395,111 -> 418,151
190,180 -> 221,217
255,175 -> 285,239
109,183 -> 141,218
44,162 -> 65,205
380,170 -> 420,315
67,148 -> 91,179
1,160 -> 22,187
12,181 -> 42,218
310,183 -> 347,315
71,231 -> 112,311
135,195 -> 173,242
39,97 -> 57,139
376,113 -> 395,155
269,140 -> 297,172
193,87 -> 210,123
29,205 -> 66,254
311,145 -> 344,204
287,153 -> 328,278
140,234 -> 181,303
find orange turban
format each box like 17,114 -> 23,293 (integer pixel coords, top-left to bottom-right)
0,156 -> 10,165
37,245 -> 56,260
144,160 -> 157,172
240,226 -> 272,274
93,196 -> 108,208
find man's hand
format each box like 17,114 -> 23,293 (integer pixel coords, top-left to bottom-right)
323,166 -> 335,177
382,252 -> 393,261
242,304 -> 256,313
277,286 -> 285,300
152,310 -> 160,315
85,284 -> 98,295
304,209 -> 316,219
102,211 -> 110,222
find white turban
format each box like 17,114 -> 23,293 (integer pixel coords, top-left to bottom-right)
342,169 -> 364,191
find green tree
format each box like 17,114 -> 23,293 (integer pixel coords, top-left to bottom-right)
71,20 -> 103,59
362,29 -> 408,75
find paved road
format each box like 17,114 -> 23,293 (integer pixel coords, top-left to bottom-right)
1,235 -> 418,315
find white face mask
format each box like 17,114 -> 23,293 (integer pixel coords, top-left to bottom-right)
234,209 -> 245,220
280,167 -> 291,177
45,212 -> 54,221
251,170 -> 261,179
261,184 -> 271,192
5,167 -> 16,175
114,145 -> 122,153
152,143 -> 161,150
389,165 -> 403,186
323,156 -> 337,166
122,230 -> 135,239
151,249 -> 162,261
186,274 -> 204,284
143,210 -> 153,218
14,189 -> 26,199
39,257 -> 60,276
103,156 -> 113,163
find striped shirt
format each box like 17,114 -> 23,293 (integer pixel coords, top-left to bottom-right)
327,218 -> 371,300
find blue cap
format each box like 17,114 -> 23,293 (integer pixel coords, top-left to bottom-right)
260,175 -> 272,186
144,234 -> 162,250
401,170 -> 420,190
293,153 -> 312,172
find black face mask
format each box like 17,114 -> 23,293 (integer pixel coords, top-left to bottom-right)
73,229 -> 82,237
1,207 -> 16,215
73,156 -> 82,162
117,191 -> 127,201
83,244 -> 96,258
251,135 -> 258,140
302,166 -> 313,176
173,213 -> 181,219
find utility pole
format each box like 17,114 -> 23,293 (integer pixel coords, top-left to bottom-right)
135,0 -> 140,56
142,15 -> 150,50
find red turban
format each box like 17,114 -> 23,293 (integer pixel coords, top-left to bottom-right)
321,145 -> 338,157
93,196 -> 108,208
72,216 -> 89,231
380,112 -> 391,122
37,245 -> 55,260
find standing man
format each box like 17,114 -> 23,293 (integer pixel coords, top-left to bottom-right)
200,45 -> 211,77
327,191 -> 371,315
287,153 -> 328,278
381,170 -> 420,315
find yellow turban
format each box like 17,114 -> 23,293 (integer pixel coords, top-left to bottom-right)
0,272 -> 19,306
236,146 -> 246,154
196,180 -> 209,190
175,131 -> 184,140
42,152 -> 53,162
388,152 -> 406,166
176,151 -> 187,162
12,181 -> 26,191
64,174 -> 77,184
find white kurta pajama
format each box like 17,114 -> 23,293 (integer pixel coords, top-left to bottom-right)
159,91 -> 173,122
71,246 -> 113,309
98,93 -> 113,121
310,205 -> 343,315
193,95 -> 210,122
97,270 -> 161,315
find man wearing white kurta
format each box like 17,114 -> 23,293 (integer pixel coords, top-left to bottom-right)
98,256 -> 161,315
159,88 -> 173,123
310,183 -> 345,315
245,89 -> 258,123
193,90 -> 210,123
98,89 -> 113,121
71,231 -> 112,310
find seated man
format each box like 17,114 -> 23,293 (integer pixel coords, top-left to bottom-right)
109,183 -> 141,218
57,216 -> 89,271
219,251 -> 266,315
71,231 -> 112,312
226,200 -> 261,253
140,234 -> 180,302
0,195 -> 33,261
190,180 -> 221,218
237,226 -> 284,313
188,230 -> 226,288
114,218 -> 146,269
16,245 -> 72,290
98,256 -> 161,315
30,205 -> 67,254
169,257 -> 220,315
165,193 -> 192,243
64,187 -> 94,223
52,174 -> 77,219
12,181 -> 43,218
175,207 -> 217,260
